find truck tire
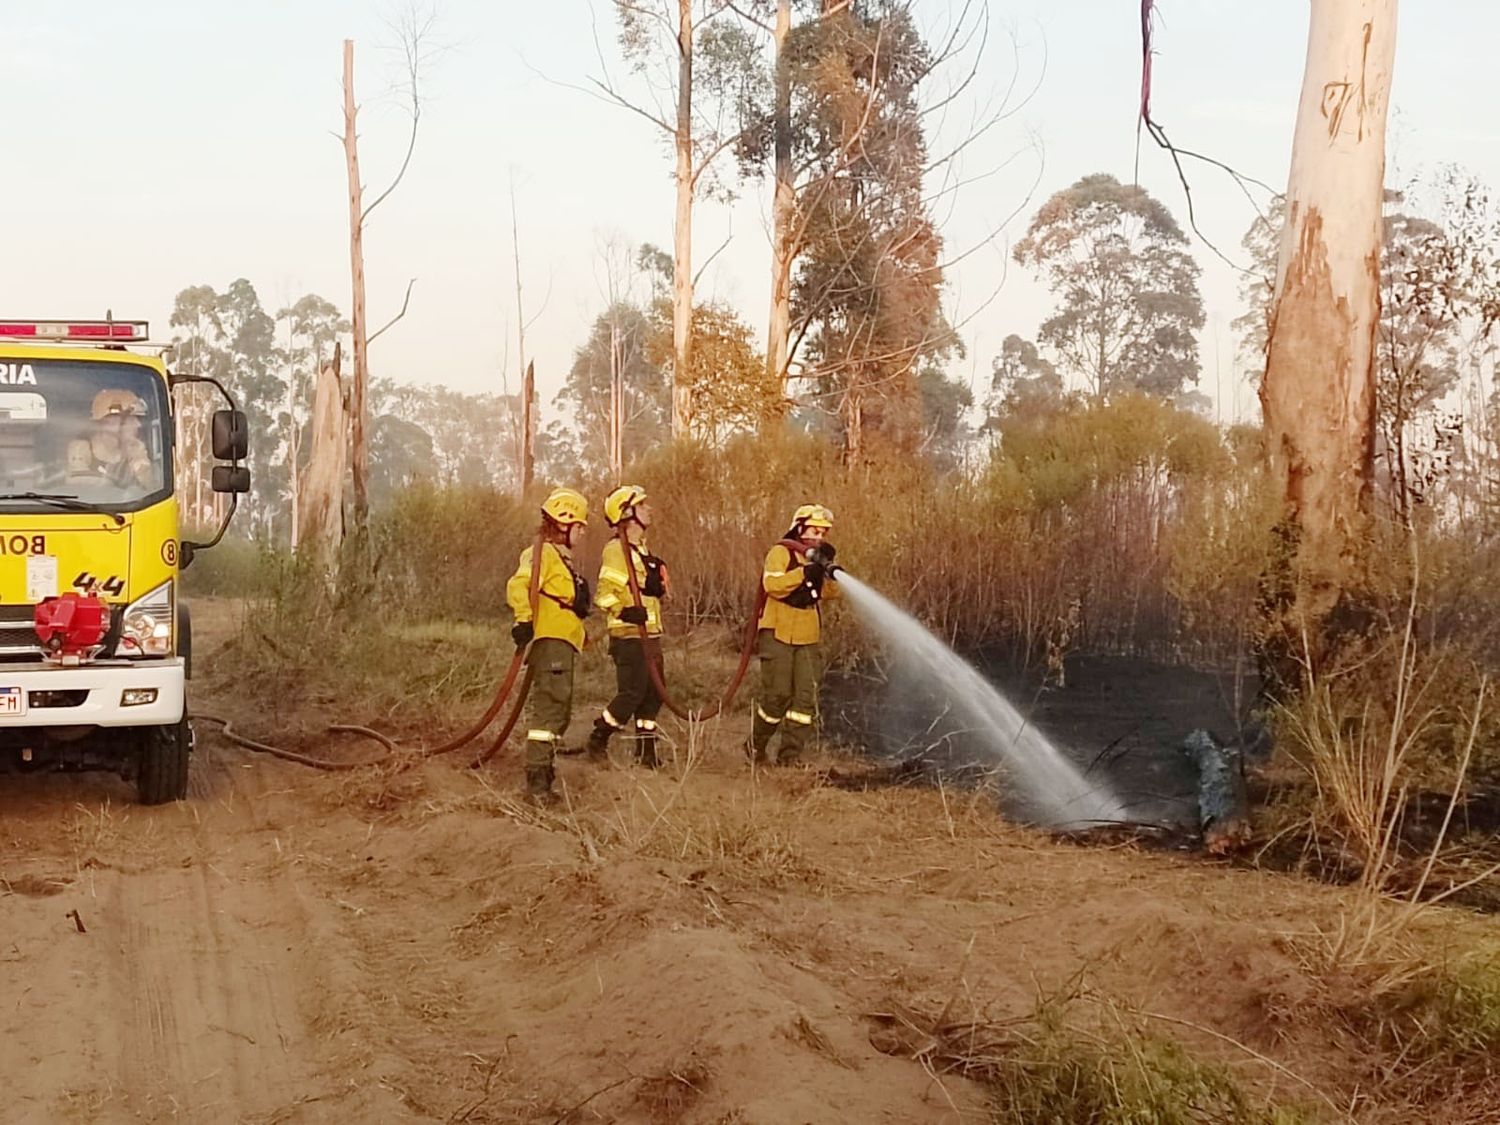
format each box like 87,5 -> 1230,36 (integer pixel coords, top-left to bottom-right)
138,718 -> 190,804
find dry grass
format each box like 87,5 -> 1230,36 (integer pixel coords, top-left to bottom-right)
870,984 -> 1324,1125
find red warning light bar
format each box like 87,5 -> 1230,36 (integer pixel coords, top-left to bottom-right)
0,320 -> 150,342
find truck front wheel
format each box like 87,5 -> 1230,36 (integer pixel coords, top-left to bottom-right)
138,717 -> 190,804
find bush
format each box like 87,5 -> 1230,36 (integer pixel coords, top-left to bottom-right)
368,481 -> 534,622
179,535 -> 280,597
1338,953 -> 1500,1098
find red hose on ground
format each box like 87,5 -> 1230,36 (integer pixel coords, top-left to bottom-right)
199,532 -> 547,770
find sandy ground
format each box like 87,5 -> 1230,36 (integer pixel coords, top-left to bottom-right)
1,606 -> 1493,1123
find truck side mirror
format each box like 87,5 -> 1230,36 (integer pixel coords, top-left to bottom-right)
211,465 -> 251,494
211,409 -> 249,461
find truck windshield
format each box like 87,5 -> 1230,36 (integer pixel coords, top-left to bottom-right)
0,360 -> 170,514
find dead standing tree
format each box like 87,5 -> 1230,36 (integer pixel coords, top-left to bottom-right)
340,7 -> 436,534
510,180 -> 549,494
1259,0 -> 1397,669
300,343 -> 348,573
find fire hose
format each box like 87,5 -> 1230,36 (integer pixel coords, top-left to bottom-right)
196,531 -> 547,770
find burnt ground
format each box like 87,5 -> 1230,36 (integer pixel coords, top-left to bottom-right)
823,652 -> 1264,831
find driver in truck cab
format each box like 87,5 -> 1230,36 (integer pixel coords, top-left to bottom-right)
87,389 -> 155,490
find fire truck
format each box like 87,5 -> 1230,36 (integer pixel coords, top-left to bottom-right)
0,318 -> 249,803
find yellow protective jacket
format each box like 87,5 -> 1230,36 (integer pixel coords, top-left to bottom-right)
757,543 -> 838,646
595,537 -> 664,639
507,541 -> 587,652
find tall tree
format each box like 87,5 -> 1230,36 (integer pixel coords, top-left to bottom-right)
168,286 -> 226,533
556,303 -> 670,473
785,1 -> 958,462
1259,0 -> 1397,652
168,281 -> 285,536
766,0 -> 794,393
1376,203 -> 1463,520
1013,174 -> 1204,402
597,1 -> 765,436
736,0 -> 1005,406
989,334 -> 1065,423
340,7 -> 436,532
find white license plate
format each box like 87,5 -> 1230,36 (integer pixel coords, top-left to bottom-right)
0,687 -> 24,716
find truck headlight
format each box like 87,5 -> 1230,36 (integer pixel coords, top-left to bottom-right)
120,580 -> 173,657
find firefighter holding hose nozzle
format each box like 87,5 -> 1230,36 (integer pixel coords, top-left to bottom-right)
749,503 -> 839,766
507,487 -> 592,805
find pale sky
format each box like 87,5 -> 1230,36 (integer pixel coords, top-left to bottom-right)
4,1 -> 1497,428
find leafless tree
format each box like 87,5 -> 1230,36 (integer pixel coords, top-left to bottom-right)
341,3 -> 440,533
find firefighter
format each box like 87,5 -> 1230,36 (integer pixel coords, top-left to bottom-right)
586,484 -> 669,768
506,487 -> 592,804
749,503 -> 839,765
88,389 -> 155,491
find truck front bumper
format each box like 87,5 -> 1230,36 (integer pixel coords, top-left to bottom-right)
0,659 -> 185,729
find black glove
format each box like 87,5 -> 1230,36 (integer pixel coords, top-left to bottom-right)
511,621 -> 534,648
808,542 -> 836,566
572,576 -> 592,619
619,605 -> 649,626
641,555 -> 666,598
802,560 -> 826,587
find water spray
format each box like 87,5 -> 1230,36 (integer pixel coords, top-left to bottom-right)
833,574 -> 1129,829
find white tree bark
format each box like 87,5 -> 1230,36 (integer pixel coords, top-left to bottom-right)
765,0 -> 793,400
343,40 -> 372,531
1260,0 -> 1397,598
300,344 -> 347,572
671,0 -> 695,437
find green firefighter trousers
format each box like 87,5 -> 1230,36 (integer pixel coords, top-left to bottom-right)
603,637 -> 664,727
751,630 -> 820,763
524,638 -> 576,769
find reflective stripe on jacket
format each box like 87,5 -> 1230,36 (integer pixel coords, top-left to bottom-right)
596,538 -> 664,638
507,541 -> 586,652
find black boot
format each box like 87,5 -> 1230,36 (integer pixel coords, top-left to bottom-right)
585,718 -> 613,766
525,764 -> 557,806
635,731 -> 660,769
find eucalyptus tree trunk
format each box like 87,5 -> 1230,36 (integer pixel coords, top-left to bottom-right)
1260,0 -> 1397,642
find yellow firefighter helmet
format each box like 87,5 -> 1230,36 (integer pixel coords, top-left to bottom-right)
541,487 -> 589,527
791,503 -> 834,530
604,484 -> 648,527
91,388 -> 144,420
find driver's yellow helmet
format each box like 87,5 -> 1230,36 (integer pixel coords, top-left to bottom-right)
91,389 -> 144,420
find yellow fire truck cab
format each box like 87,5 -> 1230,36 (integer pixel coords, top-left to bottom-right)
0,318 -> 249,803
